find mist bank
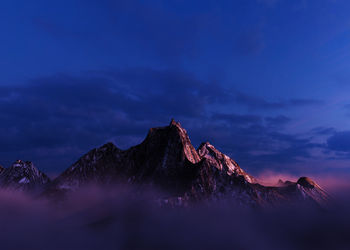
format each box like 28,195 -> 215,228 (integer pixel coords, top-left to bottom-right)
0,185 -> 348,250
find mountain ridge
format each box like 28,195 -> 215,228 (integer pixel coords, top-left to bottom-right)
0,120 -> 331,208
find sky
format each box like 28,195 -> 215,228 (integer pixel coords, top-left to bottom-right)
1,0 -> 350,180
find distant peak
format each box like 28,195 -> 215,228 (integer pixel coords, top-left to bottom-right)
297,177 -> 318,189
12,160 -> 33,168
277,179 -> 284,185
169,119 -> 182,129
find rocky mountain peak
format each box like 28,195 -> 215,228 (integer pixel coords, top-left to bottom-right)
13,160 -> 34,168
277,179 -> 284,186
143,119 -> 201,164
0,160 -> 50,192
297,177 -> 319,189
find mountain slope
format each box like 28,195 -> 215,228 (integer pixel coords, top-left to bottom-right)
49,142 -> 123,192
45,120 -> 201,195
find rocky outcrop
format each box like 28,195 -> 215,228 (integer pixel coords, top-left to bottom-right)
0,160 -> 50,192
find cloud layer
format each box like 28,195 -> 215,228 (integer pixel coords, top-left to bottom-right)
0,186 -> 349,250
0,68 -> 344,179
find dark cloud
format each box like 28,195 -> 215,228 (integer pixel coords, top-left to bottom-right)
212,113 -> 262,125
90,0 -> 202,63
265,115 -> 291,128
327,131 -> 350,152
311,127 -> 336,136
0,68 -> 230,171
188,116 -> 321,173
233,92 -> 323,110
289,98 -> 323,106
0,68 -> 331,175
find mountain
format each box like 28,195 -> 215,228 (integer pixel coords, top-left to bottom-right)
44,119 -> 331,208
0,160 -> 50,192
45,119 -> 202,196
0,164 -> 4,174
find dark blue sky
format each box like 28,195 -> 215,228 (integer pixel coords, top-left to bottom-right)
1,0 -> 350,178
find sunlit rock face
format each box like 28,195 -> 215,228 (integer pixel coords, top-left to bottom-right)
197,142 -> 256,183
0,160 -> 50,192
43,119 -> 331,209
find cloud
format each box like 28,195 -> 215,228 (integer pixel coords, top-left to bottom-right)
0,67 -> 337,176
212,113 -> 262,125
0,68 -> 231,171
311,127 -> 336,136
188,114 -> 322,174
265,115 -> 290,128
0,186 -> 349,250
327,131 -> 350,152
233,92 -> 323,110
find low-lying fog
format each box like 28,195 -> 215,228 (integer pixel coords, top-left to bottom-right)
0,185 -> 349,250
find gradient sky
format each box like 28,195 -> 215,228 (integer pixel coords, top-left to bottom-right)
1,0 -> 350,179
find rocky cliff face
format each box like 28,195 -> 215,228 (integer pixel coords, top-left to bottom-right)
43,119 -> 331,208
0,160 -> 50,192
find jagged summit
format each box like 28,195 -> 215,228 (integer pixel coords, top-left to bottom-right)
144,119 -> 201,164
0,160 -> 50,192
